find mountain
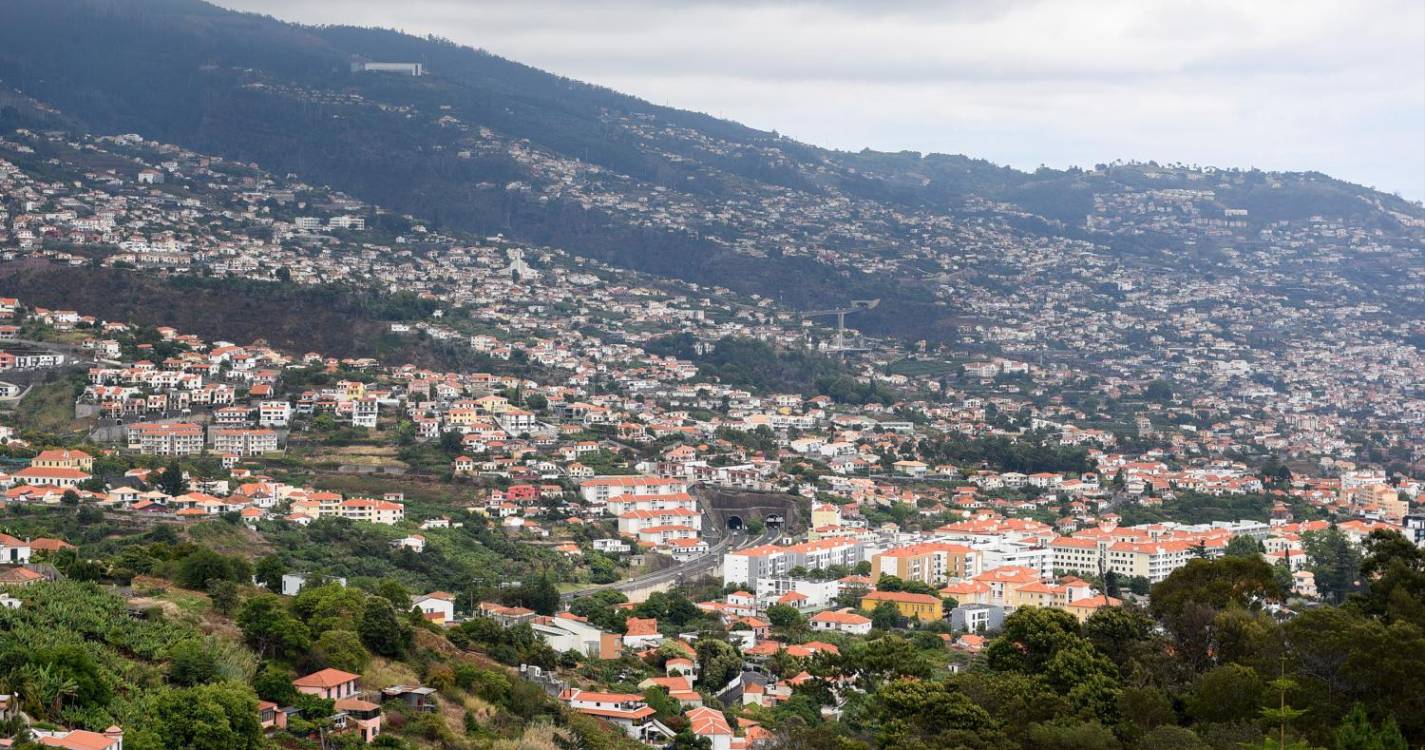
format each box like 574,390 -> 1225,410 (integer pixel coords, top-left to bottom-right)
1,0 -> 1422,344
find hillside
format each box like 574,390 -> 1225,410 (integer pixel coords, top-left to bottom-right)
0,261 -> 464,366
2,0 -> 1421,344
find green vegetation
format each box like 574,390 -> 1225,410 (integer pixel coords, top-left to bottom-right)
0,265 -> 464,367
1118,491 -> 1325,526
9,374 -> 86,436
758,537 -> 1425,749
916,432 -> 1091,474
0,550 -> 640,749
647,335 -> 895,403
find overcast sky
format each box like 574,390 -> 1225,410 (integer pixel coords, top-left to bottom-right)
221,0 -> 1425,201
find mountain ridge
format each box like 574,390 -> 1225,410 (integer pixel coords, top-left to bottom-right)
0,0 -> 1421,343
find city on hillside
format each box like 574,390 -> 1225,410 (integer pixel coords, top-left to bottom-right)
0,1 -> 1420,750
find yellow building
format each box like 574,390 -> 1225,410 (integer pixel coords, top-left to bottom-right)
860,590 -> 944,622
872,542 -> 976,587
31,449 -> 94,472
1063,594 -> 1121,623
810,503 -> 842,529
474,394 -> 512,414
1361,484 -> 1407,522
336,380 -> 366,400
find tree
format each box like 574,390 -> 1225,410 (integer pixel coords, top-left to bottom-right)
1335,703 -> 1379,750
21,645 -> 110,719
1335,702 -> 1409,750
76,505 -> 104,525
438,430 -> 464,454
642,686 -> 682,722
696,638 -> 741,692
1355,530 -> 1425,626
1283,606 -> 1425,741
127,683 -> 264,750
667,730 -> 712,750
1273,558 -> 1295,595
868,678 -> 1004,750
1150,556 -> 1280,669
766,604 -> 803,629
168,638 -> 220,686
314,629 -> 370,673
986,607 -> 1084,675
1118,686 -> 1176,735
1185,664 -> 1264,724
251,663 -> 298,704
1260,671 -> 1309,750
516,571 -> 561,616
237,594 -> 310,661
870,601 -> 903,631
175,548 -> 251,592
208,580 -> 240,615
1026,720 -> 1122,750
1083,605 -> 1155,670
569,590 -> 630,633
293,583 -> 369,635
1104,569 -> 1121,598
1045,646 -> 1121,723
633,590 -> 701,628
1136,725 -> 1209,750
373,578 -> 413,612
358,597 -> 408,658
1303,526 -> 1361,603
1225,534 -> 1266,559
253,555 -> 285,591
1378,718 -> 1408,750
843,635 -> 934,689
1144,380 -> 1174,403
154,461 -> 188,496
876,574 -> 907,592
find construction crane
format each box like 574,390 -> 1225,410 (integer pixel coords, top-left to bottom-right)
803,299 -> 879,355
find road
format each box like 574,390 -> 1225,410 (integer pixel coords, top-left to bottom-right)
560,500 -> 778,604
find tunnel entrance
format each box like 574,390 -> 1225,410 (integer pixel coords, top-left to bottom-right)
726,515 -> 744,531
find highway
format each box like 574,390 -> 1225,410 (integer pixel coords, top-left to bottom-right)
559,515 -> 777,604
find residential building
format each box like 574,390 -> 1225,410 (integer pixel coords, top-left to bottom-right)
412,592 -> 456,623
126,422 -> 204,456
293,668 -> 361,700
871,542 -> 976,587
860,590 -> 944,622
809,608 -> 872,635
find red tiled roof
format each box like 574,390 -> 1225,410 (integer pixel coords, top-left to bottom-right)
293,668 -> 359,689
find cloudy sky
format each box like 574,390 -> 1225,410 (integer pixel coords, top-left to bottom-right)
221,0 -> 1424,201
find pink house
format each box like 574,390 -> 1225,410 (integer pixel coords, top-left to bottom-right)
334,697 -> 383,743
34,726 -> 124,750
293,668 -> 361,700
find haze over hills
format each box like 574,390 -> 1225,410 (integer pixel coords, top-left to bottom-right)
0,0 -> 1422,345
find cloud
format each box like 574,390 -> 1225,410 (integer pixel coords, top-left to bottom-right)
219,0 -> 1425,199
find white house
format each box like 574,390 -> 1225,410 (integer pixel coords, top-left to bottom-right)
411,592 -> 456,623
392,535 -> 426,553
0,534 -> 31,565
280,573 -> 347,597
809,608 -> 872,635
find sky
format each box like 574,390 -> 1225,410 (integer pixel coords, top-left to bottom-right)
220,0 -> 1425,201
